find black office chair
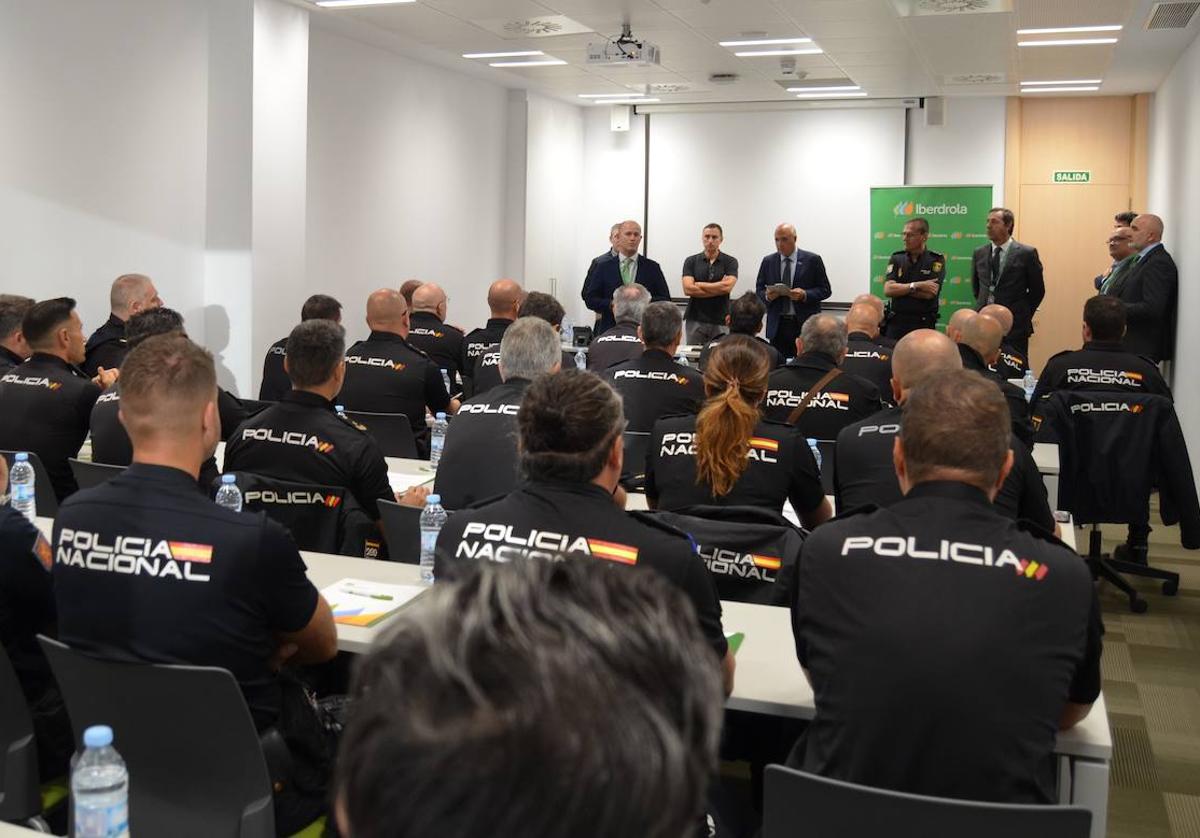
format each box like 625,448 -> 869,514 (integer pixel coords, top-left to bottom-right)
0,451 -> 58,518
237,399 -> 274,417
68,458 -> 126,491
763,765 -> 1091,838
38,636 -> 280,838
620,431 -> 652,492
0,647 -> 49,830
377,499 -> 421,565
344,411 -> 419,459
814,438 -> 836,495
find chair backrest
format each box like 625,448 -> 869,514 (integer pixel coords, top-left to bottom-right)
344,411 -> 418,459
621,431 -> 652,491
377,499 -> 421,564
38,636 -> 274,838
0,646 -> 40,822
815,439 -> 836,495
218,473 -> 366,556
237,399 -> 274,417
763,765 -> 1091,838
68,458 -> 126,491
0,450 -> 58,517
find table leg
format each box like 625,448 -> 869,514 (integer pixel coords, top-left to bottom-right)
1072,758 -> 1110,838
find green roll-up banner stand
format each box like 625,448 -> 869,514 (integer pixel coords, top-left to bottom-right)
869,185 -> 993,331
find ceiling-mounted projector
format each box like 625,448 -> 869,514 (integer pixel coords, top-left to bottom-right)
586,23 -> 660,66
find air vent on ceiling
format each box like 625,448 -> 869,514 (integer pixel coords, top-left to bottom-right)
709,73 -> 740,85
918,0 -> 993,12
474,15 -> 592,39
648,83 -> 694,94
505,18 -> 564,36
1145,2 -> 1199,29
945,73 -> 1006,84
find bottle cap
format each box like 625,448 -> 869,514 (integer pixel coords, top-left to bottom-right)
436,412 -> 447,420
83,725 -> 113,748
14,452 -> 28,462
426,494 -> 441,505
221,474 -> 236,484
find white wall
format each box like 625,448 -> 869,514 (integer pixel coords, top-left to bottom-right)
1148,32 -> 1200,485
906,97 -> 1006,206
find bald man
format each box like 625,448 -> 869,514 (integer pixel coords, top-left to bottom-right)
407,282 -> 464,390
980,303 -> 1029,380
340,289 -> 456,454
852,293 -> 895,347
83,273 -> 163,377
462,279 -> 524,398
581,220 -> 671,335
756,223 -> 832,359
959,314 -> 1034,445
945,307 -> 976,344
1108,213 -> 1177,361
841,303 -> 895,400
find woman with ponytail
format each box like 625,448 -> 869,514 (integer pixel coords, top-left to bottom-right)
645,335 -> 832,528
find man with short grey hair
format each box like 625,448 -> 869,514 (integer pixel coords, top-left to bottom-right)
764,313 -> 883,439
84,273 -> 163,377
605,301 -> 704,434
1108,212 -> 1177,361
0,294 -> 34,374
587,284 -> 651,372
434,317 -> 562,509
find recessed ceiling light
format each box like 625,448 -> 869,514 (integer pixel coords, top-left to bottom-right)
1017,25 -> 1122,34
591,99 -> 661,105
1017,38 -> 1119,46
1021,86 -> 1100,93
795,92 -> 868,99
577,93 -> 646,98
488,59 -> 568,67
786,85 -> 860,92
1021,79 -> 1102,86
719,37 -> 812,47
463,50 -> 545,59
315,0 -> 415,6
735,48 -> 823,57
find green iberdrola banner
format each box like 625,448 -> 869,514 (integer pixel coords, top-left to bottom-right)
869,185 -> 993,330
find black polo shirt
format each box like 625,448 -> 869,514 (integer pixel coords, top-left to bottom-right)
223,390 -> 393,520
1032,340 -> 1171,404
789,480 -> 1102,804
682,251 -> 739,324
842,332 -> 894,401
407,311 -> 465,388
605,349 -> 705,434
698,333 -> 783,373
432,379 -> 528,510
461,318 -> 512,398
0,345 -> 24,376
587,321 -> 643,372
435,480 -> 727,658
0,506 -> 55,703
258,336 -> 289,402
993,341 -> 1028,382
646,415 -> 824,517
763,352 -> 883,440
885,249 -> 945,319
340,331 -> 450,435
959,346 -> 1034,446
52,463 -> 319,731
82,314 -> 127,378
0,353 -> 101,500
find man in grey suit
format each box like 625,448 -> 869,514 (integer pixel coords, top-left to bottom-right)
1106,213 -> 1178,362
970,207 -> 1044,356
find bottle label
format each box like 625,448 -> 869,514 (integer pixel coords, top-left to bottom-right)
75,799 -> 129,837
13,485 -> 34,502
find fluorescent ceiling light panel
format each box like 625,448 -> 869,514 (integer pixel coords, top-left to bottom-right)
1017,38 -> 1119,46
488,59 -> 567,67
719,37 -> 812,47
1021,79 -> 1102,85
786,85 -> 860,92
463,50 -> 544,59
578,93 -> 646,98
1017,25 -> 1122,34
795,92 -> 868,99
1021,86 -> 1100,92
735,48 -> 823,57
593,98 -> 661,104
315,0 -> 415,6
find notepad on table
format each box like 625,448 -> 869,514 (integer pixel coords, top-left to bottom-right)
322,578 -> 427,627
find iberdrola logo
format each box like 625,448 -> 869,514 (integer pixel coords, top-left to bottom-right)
893,199 -> 969,216
893,200 -> 916,216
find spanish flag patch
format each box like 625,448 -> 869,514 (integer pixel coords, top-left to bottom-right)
587,539 -> 639,565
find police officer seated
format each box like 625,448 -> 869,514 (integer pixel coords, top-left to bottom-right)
788,369 -> 1103,804
470,291 -> 571,397
259,294 -> 342,402
852,293 -> 895,348
83,273 -> 163,378
407,283 -> 464,391
435,369 -> 735,694
604,302 -> 705,434
461,279 -> 523,398
0,294 -> 34,375
587,283 -> 650,372
881,217 -> 945,340
763,314 -> 883,440
979,303 -> 1029,381
647,335 -> 831,528
956,312 -> 1035,445
339,288 -> 457,453
835,330 -> 1055,533
0,297 -> 112,501
434,317 -> 561,510
697,291 -> 784,372
840,302 -> 894,400
335,559 -> 724,838
53,333 -> 339,832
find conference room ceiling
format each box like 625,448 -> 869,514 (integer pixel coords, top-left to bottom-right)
299,0 -> 1200,105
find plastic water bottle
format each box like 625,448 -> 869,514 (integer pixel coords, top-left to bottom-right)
574,349 -> 587,370
807,438 -> 823,473
430,412 -> 449,468
440,368 -> 453,395
72,725 -> 129,838
215,473 -> 243,513
561,315 -> 573,346
9,452 -> 36,521
335,404 -> 347,419
419,494 -> 447,584
1023,368 -> 1037,402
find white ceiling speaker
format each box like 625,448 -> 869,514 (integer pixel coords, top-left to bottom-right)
923,96 -> 945,127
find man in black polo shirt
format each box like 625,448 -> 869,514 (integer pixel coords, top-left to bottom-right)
605,302 -> 705,434
83,273 -> 163,377
957,313 -> 1034,445
980,303 -> 1029,381
882,217 -> 945,340
789,369 -> 1102,804
461,279 -> 523,398
435,369 -> 734,693
841,302 -> 894,400
0,295 -> 34,375
340,288 -> 455,450
434,318 -> 561,510
0,298 -> 112,501
407,283 -> 464,391
681,223 -> 738,345
763,314 -> 883,440
587,284 -> 649,372
54,333 -> 338,832
697,291 -> 783,372
470,292 -> 572,398
259,294 -> 342,402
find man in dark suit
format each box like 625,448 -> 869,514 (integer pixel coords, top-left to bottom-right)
755,223 -> 831,360
971,208 -> 1044,356
1107,213 -> 1177,362
581,220 -> 671,335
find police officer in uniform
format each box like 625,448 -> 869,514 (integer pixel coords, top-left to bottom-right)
882,217 -> 945,340
82,273 -> 163,377
0,295 -> 34,375
979,303 -> 1029,381
788,370 -> 1102,804
957,313 -> 1034,445
461,279 -> 523,398
841,302 -> 894,401
406,283 -> 464,391
54,333 -> 339,832
435,369 -> 735,694
0,298 -> 112,501
697,291 -> 784,373
469,292 -> 572,398
763,314 -> 883,440
587,284 -> 650,372
604,302 -> 705,434
259,294 -> 342,402
433,318 -> 561,510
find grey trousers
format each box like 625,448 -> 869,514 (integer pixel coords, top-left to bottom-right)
686,321 -> 727,345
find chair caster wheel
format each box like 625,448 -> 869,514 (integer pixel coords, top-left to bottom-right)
1130,597 -> 1149,614
1163,580 -> 1179,596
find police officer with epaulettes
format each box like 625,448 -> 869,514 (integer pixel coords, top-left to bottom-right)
696,291 -> 784,373
435,368 -> 735,694
406,283 -> 464,391
0,298 -> 114,501
763,314 -> 883,440
433,318 -> 561,510
788,368 -> 1102,804
841,302 -> 895,402
82,274 -> 163,378
956,313 -> 1035,446
882,217 -> 945,340
587,283 -> 650,372
259,294 -> 342,402
469,292 -> 572,398
979,303 -> 1030,381
461,279 -> 523,398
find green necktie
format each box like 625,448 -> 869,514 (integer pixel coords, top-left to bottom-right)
620,258 -> 633,285
1101,254 -> 1137,294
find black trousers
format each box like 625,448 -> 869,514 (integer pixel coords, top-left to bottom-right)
1007,334 -> 1030,356
770,316 -> 801,360
882,314 -> 936,341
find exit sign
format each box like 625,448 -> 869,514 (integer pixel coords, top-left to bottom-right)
1053,170 -> 1091,183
